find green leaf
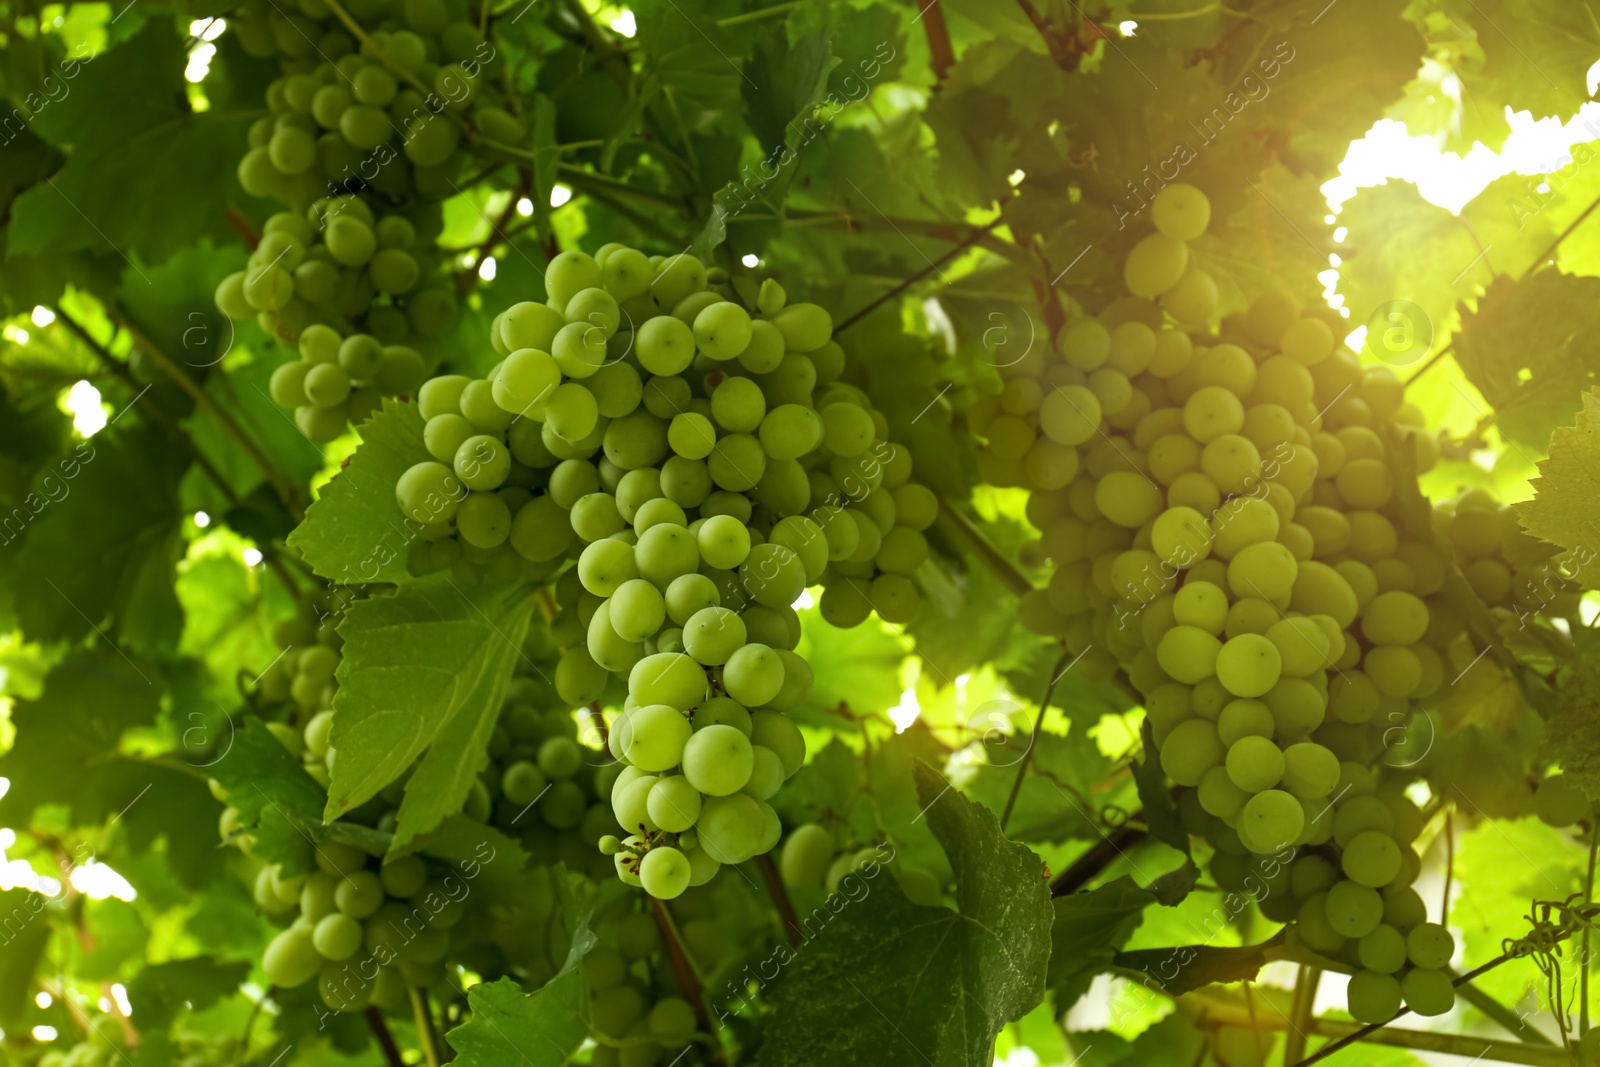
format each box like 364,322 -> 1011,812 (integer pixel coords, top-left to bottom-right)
754,761 -> 1052,1066
741,26 -> 837,156
1131,721 -> 1188,856
287,398 -> 428,584
1046,877 -> 1154,1007
0,890 -> 51,1023
9,425 -> 185,651
327,575 -> 536,853
210,717 -> 328,828
794,605 -> 907,722
7,22 -> 254,263
1446,0 -> 1600,148
0,652 -> 160,825
1516,388 -> 1600,588
126,957 -> 249,1031
445,972 -> 589,1067
1114,940 -> 1273,998
1453,272 -> 1600,451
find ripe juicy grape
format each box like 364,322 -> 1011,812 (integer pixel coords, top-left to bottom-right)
996,182 -> 1458,1022
258,318 -> 428,443
391,246 -> 937,896
777,822 -> 943,905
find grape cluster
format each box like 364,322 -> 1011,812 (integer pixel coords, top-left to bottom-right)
582,903 -> 709,1066
252,600 -> 347,787
388,244 -> 944,895
996,182 -> 1463,1022
229,0 -> 523,213
215,196 -> 456,353
257,318 -> 427,441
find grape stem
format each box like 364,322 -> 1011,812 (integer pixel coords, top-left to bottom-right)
935,495 -> 1035,598
364,1007 -> 406,1067
650,897 -> 729,1064
1000,643 -> 1073,831
918,0 -> 956,82
1282,964 -> 1319,1064
833,213 -> 1010,335
1583,818 -> 1598,1035
1049,823 -> 1145,896
756,852 -> 806,948
408,985 -> 441,1067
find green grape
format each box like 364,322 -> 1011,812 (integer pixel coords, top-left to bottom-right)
1215,633 -> 1283,698
682,606 -> 746,665
1159,720 -> 1224,787
551,320 -> 607,379
820,402 -> 876,457
709,433 -> 767,492
770,302 -> 832,352
723,643 -> 784,707
739,318 -> 787,373
1357,924 -> 1407,974
636,523 -> 700,587
270,361 -> 311,407
759,403 -> 824,461
419,375 -> 470,420
511,495 -> 575,561
629,653 -> 709,710
572,492 -> 626,541
698,517 -> 755,574
1197,765 -> 1248,818
1123,232 -> 1189,298
545,382 -> 600,442
492,348 -> 561,417
319,961 -> 374,1013
610,579 -> 666,643
1405,923 -> 1454,969
548,458 -> 600,508
694,302 -> 754,361
1265,617 -> 1331,676
1333,797 -> 1394,847
379,855 -> 427,898
1226,542 -> 1298,605
588,600 -> 645,673
264,924 -> 323,987
649,996 -> 698,1043
547,250 -> 603,306
312,912 -> 363,960
695,792 -> 766,864
637,315 -> 697,375
1325,879 -> 1384,938
1342,831 -> 1402,887
1536,774 -> 1590,827
1399,967 -> 1454,1017
645,776 -> 701,833
1211,498 -> 1279,559
741,543 -> 806,609
668,412 -> 716,459
538,736 -> 582,779
639,846 -> 692,899
892,484 -> 938,531
326,215 -> 376,266
696,696 -> 751,735
396,462 -> 465,524
454,435 -> 510,491
1150,183 -> 1210,241
1155,625 -> 1222,685
665,573 -> 721,627
682,724 -> 754,796
580,538 -> 639,596
1346,970 -> 1402,1024
612,773 -> 661,834
1238,788 -> 1303,852
742,745 -> 786,800
304,363 -> 351,407
1280,742 -> 1339,798
1151,506 -> 1212,566
456,492 -> 511,548
1224,735 -> 1283,793
710,376 -> 766,433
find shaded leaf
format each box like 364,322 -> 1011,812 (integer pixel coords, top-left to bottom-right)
446,972 -> 589,1067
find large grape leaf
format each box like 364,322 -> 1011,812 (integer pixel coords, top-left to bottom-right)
7,425 -> 186,652
1445,0 -> 1600,149
1451,272 -> 1600,451
327,575 -> 536,853
755,762 -> 1052,1067
7,21 -> 253,264
286,398 -> 428,585
1046,877 -> 1155,1008
1515,389 -> 1600,588
125,957 -> 249,1032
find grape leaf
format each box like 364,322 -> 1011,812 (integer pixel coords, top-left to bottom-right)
1131,721 -> 1188,855
1046,877 -> 1157,1007
1445,0 -> 1600,149
1114,939 -> 1274,998
755,761 -> 1052,1066
1541,630 -> 1600,801
7,22 -> 253,263
209,717 -> 328,829
287,398 -> 429,585
0,890 -> 51,1023
1452,272 -> 1600,452
445,972 -> 588,1067
794,606 -> 907,722
125,957 -> 249,1031
957,729 -> 1116,846
741,25 -> 837,157
327,575 -> 537,853
9,425 -> 185,652
1515,389 -> 1600,588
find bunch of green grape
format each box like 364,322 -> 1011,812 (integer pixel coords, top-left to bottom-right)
35,1036 -> 125,1067
214,197 -> 457,354
778,822 -> 942,904
988,182 -> 1465,1023
581,901 -> 709,1066
252,599 -> 349,786
260,317 -> 427,442
228,0 -> 530,213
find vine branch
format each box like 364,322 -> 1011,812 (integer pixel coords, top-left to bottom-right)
834,215 -> 1009,334
917,0 -> 955,83
757,852 -> 806,948
936,495 -> 1035,597
365,1007 -> 406,1067
1000,643 -> 1073,831
1049,823 -> 1145,896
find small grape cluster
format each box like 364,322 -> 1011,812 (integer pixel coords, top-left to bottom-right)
251,600 -> 350,789
229,0 -> 525,212
582,904 -> 707,1067
260,318 -> 427,442
994,182 -> 1465,1022
215,198 -> 457,355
